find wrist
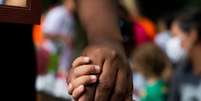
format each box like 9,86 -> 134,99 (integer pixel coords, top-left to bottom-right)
88,36 -> 123,44
85,39 -> 127,60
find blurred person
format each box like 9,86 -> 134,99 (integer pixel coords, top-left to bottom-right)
155,12 -> 187,69
33,15 -> 57,97
42,0 -> 75,77
33,15 -> 58,75
34,15 -> 60,96
131,43 -> 171,101
165,14 -> 188,67
42,0 -> 75,98
168,9 -> 201,101
155,13 -> 175,52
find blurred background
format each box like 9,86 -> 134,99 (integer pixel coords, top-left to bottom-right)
32,0 -> 201,101
0,0 -> 27,7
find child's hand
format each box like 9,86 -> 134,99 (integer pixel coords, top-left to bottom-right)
67,56 -> 101,99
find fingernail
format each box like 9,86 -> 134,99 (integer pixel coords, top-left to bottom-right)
95,65 -> 101,73
68,83 -> 72,91
78,85 -> 85,93
84,57 -> 90,62
91,75 -> 97,83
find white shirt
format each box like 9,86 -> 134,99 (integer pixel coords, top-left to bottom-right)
154,31 -> 171,51
42,6 -> 74,37
42,5 -> 75,71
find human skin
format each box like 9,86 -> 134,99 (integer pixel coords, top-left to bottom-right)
67,0 -> 133,101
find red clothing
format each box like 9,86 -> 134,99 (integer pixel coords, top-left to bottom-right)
133,17 -> 156,46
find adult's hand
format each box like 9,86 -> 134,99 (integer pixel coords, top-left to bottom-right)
78,41 -> 133,101
67,0 -> 133,100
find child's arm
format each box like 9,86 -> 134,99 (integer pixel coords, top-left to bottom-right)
67,56 -> 101,99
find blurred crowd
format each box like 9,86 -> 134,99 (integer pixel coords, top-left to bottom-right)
33,0 -> 201,101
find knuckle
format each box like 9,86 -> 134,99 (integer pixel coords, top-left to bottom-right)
109,50 -> 119,61
86,75 -> 92,81
111,50 -> 117,57
94,48 -> 103,54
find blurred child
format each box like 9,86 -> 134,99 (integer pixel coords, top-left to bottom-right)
131,43 -> 171,101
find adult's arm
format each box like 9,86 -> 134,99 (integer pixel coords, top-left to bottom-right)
76,0 -> 122,43
74,0 -> 133,101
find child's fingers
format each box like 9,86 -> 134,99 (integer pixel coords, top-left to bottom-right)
73,65 -> 101,77
68,75 -> 97,94
72,56 -> 90,68
72,85 -> 85,99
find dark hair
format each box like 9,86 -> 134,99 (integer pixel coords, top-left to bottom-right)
176,8 -> 201,42
131,43 -> 168,77
160,12 -> 176,30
